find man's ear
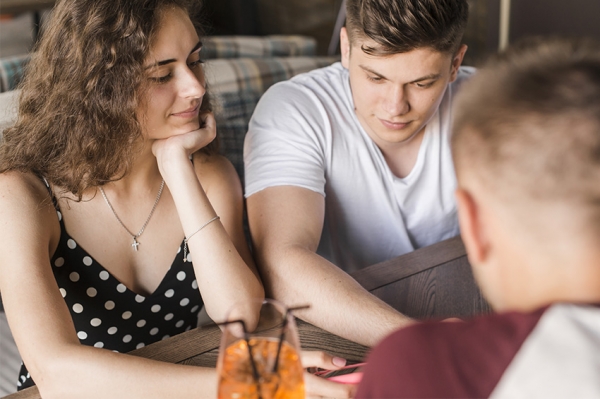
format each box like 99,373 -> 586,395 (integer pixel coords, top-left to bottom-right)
456,187 -> 488,266
449,44 -> 468,82
340,27 -> 351,69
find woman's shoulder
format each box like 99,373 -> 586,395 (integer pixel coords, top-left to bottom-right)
0,171 -> 52,204
191,152 -> 242,199
0,171 -> 59,238
192,152 -> 239,181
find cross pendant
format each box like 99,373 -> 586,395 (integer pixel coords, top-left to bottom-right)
132,238 -> 140,251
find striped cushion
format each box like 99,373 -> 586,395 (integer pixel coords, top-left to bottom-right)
201,35 -> 317,60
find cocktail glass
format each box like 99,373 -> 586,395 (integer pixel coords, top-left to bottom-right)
216,299 -> 305,399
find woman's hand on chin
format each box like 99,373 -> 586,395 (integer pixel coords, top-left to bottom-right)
152,112 -> 216,167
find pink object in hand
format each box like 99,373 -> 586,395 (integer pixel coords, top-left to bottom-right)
327,372 -> 364,384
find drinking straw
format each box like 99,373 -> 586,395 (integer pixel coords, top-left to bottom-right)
272,305 -> 310,374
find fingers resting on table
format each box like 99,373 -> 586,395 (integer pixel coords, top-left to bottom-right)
301,351 -> 357,399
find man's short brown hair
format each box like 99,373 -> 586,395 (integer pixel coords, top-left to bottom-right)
452,37 -> 600,223
345,0 -> 469,56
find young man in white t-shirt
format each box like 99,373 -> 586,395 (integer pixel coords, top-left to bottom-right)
244,0 -> 470,347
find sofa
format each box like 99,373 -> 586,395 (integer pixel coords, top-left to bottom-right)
0,35 -> 337,184
0,34 -> 338,396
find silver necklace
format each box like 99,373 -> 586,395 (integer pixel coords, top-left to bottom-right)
99,179 -> 165,251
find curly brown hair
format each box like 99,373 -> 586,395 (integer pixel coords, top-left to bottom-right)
0,0 -> 216,199
346,0 -> 469,56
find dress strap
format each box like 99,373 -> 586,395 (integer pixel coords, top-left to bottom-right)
34,173 -> 61,212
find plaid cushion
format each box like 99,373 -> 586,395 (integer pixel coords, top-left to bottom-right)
205,56 -> 337,96
0,55 -> 29,93
215,90 -> 263,185
206,56 -> 338,182
201,35 -> 317,60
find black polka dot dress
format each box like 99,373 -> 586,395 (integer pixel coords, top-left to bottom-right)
17,180 -> 203,390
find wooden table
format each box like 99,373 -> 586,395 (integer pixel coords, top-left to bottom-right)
352,235 -> 490,319
5,235 -> 490,399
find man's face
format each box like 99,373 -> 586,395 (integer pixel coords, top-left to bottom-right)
340,28 -> 466,151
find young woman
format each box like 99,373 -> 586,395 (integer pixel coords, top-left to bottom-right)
0,0 -> 264,396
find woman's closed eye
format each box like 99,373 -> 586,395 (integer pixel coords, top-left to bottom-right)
147,63 -> 173,83
148,55 -> 203,84
150,73 -> 172,84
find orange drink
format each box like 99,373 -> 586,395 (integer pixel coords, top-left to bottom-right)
216,299 -> 305,399
218,337 -> 304,399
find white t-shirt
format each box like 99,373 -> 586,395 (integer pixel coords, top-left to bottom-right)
244,62 -> 475,273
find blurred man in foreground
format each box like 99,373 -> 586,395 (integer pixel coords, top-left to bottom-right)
356,37 -> 600,398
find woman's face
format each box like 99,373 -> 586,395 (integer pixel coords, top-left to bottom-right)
138,6 -> 206,140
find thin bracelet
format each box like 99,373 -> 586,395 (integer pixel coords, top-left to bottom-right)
183,215 -> 220,262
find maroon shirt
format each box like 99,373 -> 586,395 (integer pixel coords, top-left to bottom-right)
356,308 -> 547,398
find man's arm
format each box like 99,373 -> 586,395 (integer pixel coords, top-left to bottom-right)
247,185 -> 414,347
